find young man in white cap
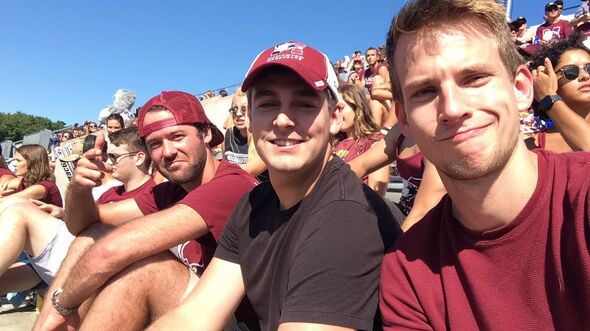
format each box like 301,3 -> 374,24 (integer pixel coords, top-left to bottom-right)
149,41 -> 401,330
36,91 -> 258,330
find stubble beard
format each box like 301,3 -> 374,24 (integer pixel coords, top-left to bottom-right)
439,127 -> 520,181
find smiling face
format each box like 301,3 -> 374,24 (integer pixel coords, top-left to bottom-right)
394,29 -> 531,180
248,68 -> 341,178
555,48 -> 590,115
142,109 -> 209,186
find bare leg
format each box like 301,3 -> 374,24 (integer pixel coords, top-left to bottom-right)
0,262 -> 42,294
80,251 -> 191,331
33,223 -> 113,330
0,201 -> 61,279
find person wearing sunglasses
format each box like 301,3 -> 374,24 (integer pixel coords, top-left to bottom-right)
530,35 -> 590,152
535,2 -> 573,46
223,90 -> 249,165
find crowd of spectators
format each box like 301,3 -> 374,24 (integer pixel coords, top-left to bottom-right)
0,0 -> 589,329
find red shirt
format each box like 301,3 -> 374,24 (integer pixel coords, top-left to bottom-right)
18,180 -> 63,207
96,178 -> 156,205
134,161 -> 257,275
334,133 -> 383,183
0,168 -> 14,177
535,19 -> 573,43
380,150 -> 590,330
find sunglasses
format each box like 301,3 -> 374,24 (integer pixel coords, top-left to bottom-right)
557,63 -> 590,81
229,106 -> 247,115
106,151 -> 139,165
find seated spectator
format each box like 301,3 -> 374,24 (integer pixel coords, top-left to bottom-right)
0,144 -> 62,207
149,40 -> 401,331
0,146 -> 15,185
0,127 -> 155,298
35,91 -> 258,331
105,113 -> 125,135
347,59 -> 366,88
528,36 -> 590,151
380,0 -> 590,329
511,16 -> 535,45
536,2 -> 574,45
223,91 -> 249,165
334,84 -> 389,196
60,131 -> 73,142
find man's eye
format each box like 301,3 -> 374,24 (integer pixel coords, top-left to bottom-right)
412,87 -> 436,98
465,74 -> 490,86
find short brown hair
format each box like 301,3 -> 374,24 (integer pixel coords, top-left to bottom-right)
386,0 -> 524,102
109,126 -> 151,167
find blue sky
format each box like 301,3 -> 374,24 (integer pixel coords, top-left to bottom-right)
0,0 -> 577,125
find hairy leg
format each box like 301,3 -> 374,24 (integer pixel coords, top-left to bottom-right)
0,262 -> 42,294
33,223 -> 113,330
80,251 -> 192,331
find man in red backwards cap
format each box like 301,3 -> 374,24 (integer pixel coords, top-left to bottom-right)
150,41 -> 401,330
36,91 -> 258,330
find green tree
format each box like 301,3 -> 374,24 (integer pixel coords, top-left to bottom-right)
0,111 -> 66,141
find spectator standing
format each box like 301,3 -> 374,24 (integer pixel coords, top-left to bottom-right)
536,2 -> 574,45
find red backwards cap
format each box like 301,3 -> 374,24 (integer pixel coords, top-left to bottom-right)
137,91 -> 224,147
241,41 -> 339,98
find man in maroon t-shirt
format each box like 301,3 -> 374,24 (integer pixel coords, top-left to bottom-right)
379,0 -> 590,330
535,2 -> 573,46
36,91 -> 257,331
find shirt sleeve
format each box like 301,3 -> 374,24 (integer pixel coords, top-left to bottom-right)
380,249 -> 433,330
279,200 -> 385,330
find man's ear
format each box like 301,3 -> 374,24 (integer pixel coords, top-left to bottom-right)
202,126 -> 213,145
329,102 -> 343,135
513,64 -> 534,112
135,151 -> 146,167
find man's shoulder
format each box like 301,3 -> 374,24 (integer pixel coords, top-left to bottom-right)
393,197 -> 448,256
211,160 -> 257,186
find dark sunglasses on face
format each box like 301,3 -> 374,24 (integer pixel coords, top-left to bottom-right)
106,151 -> 138,165
229,106 -> 247,115
557,63 -> 590,81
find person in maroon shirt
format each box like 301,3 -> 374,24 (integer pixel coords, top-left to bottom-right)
0,126 -> 155,299
379,0 -> 590,330
36,91 -> 258,331
0,144 -> 62,207
535,2 -> 573,46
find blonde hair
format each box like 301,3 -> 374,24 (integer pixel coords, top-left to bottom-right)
386,0 -> 524,102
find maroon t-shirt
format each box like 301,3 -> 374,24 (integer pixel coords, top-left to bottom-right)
334,133 -> 383,183
535,19 -> 573,43
96,178 -> 156,205
134,161 -> 257,275
18,180 -> 63,207
395,134 -> 424,214
380,150 -> 590,330
0,168 -> 14,178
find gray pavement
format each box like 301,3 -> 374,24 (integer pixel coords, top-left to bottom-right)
0,305 -> 37,331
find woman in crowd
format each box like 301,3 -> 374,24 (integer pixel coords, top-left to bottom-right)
106,113 -> 125,135
529,35 -> 590,151
334,84 -> 390,196
0,146 -> 16,186
0,144 -> 62,207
